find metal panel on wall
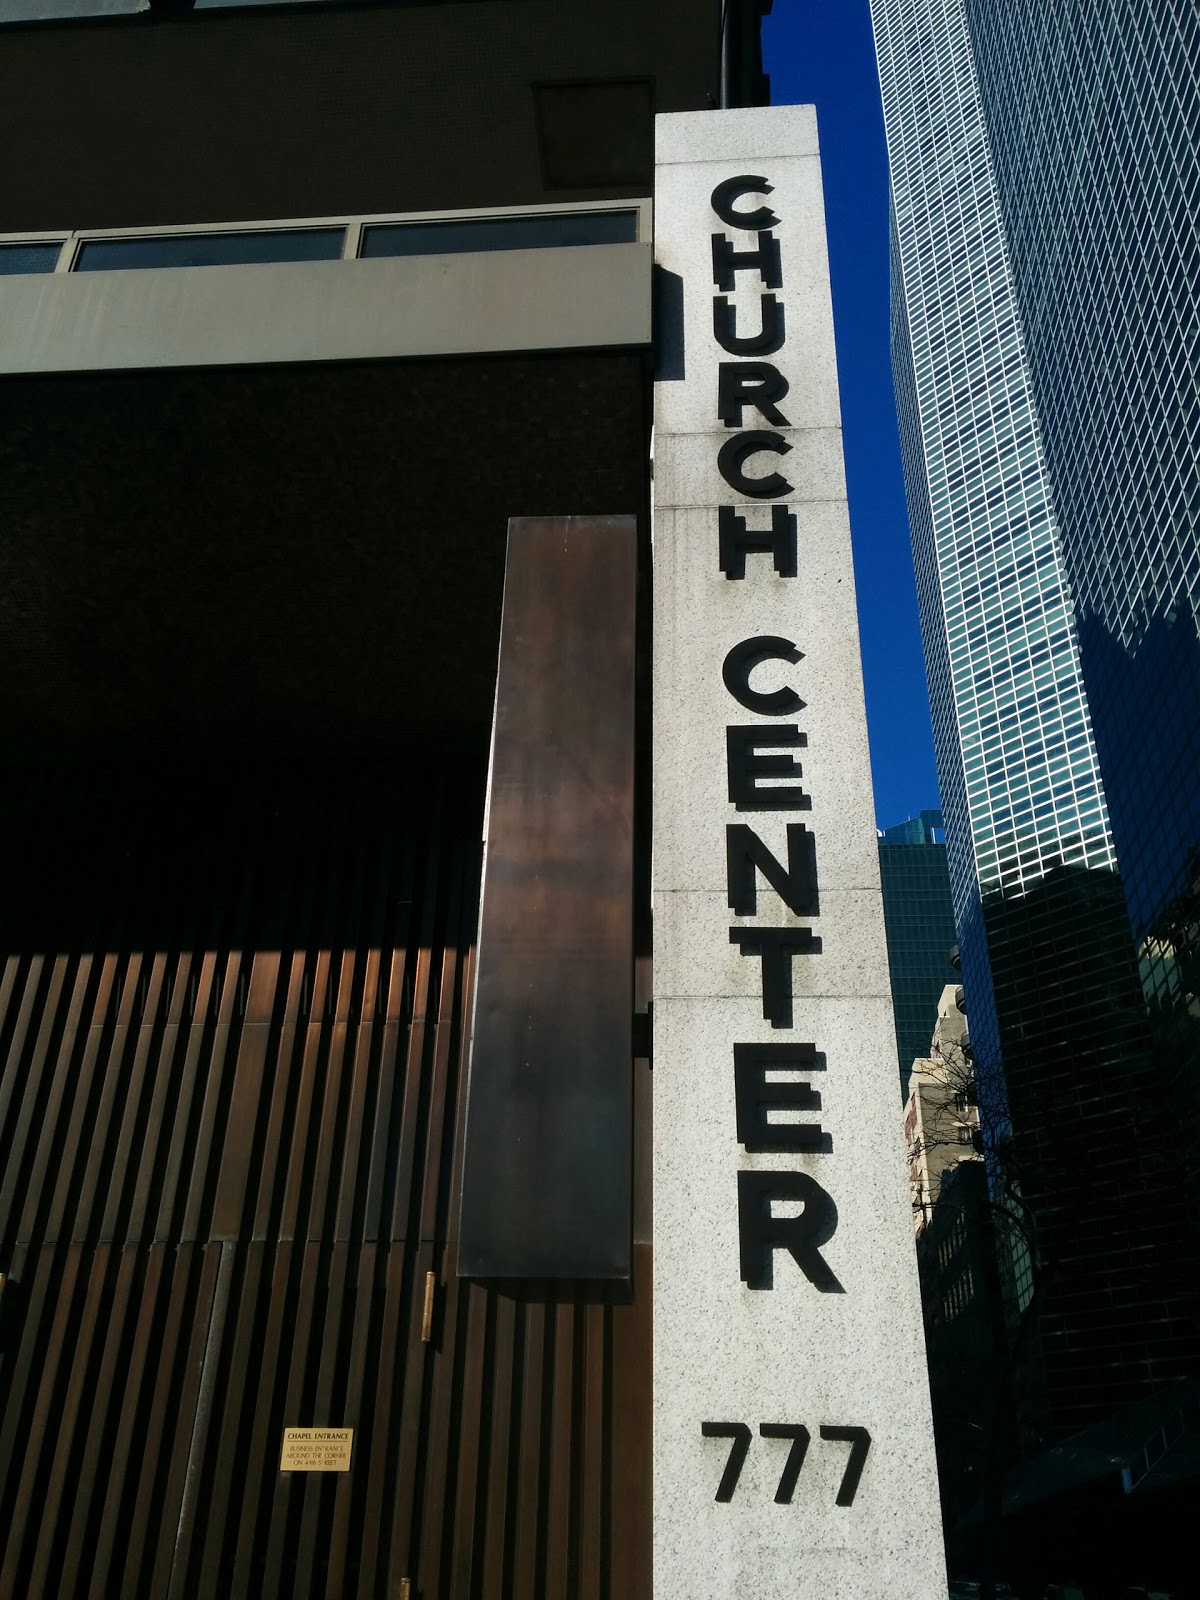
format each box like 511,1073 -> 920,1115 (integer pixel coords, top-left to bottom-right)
459,516 -> 637,1282
0,757 -> 650,1599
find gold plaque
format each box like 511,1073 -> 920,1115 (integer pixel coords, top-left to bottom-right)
279,1427 -> 353,1473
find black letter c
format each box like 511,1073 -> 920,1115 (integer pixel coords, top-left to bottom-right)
722,636 -> 805,715
711,174 -> 781,231
717,431 -> 794,498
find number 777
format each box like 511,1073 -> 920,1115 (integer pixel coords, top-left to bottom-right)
699,1422 -> 871,1505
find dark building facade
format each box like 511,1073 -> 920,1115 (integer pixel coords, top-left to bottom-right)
914,1160 -> 1000,1546
878,809 -> 960,1095
980,864 -> 1200,1445
0,4 -> 769,1596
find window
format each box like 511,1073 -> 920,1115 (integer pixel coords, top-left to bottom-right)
0,242 -> 61,276
360,210 -> 637,260
74,229 -> 345,272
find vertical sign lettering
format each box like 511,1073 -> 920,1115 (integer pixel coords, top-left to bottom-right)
711,170 -> 840,1292
652,105 -> 944,1599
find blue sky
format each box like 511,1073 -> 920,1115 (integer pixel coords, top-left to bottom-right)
762,1 -> 940,831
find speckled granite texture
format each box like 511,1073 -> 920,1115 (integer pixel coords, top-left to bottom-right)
652,103 -> 945,1599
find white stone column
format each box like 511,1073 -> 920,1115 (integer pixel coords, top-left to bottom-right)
651,103 -> 945,1599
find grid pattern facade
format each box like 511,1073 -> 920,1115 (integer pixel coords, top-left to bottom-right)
889,209 -> 1003,1093
872,0 -> 1117,927
964,0 -> 1200,981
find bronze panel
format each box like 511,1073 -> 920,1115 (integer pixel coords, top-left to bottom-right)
459,515 -> 637,1280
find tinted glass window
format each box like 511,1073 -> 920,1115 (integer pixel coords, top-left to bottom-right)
74,229 -> 345,272
360,211 -> 637,259
0,242 -> 62,276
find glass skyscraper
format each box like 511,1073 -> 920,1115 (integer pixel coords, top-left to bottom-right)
874,0 -> 1117,1085
873,0 -> 1200,1461
963,0 -> 1200,1043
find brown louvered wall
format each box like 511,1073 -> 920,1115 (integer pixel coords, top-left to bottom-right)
0,755 -> 650,1599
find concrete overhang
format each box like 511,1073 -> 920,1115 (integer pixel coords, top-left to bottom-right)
0,349 -> 650,759
0,240 -> 651,374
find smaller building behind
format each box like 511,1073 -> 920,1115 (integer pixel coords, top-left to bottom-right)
879,809 -> 960,1096
904,983 -> 979,1231
903,986 -> 996,1544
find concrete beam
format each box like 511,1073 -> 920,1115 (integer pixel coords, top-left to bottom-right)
0,241 -> 651,373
